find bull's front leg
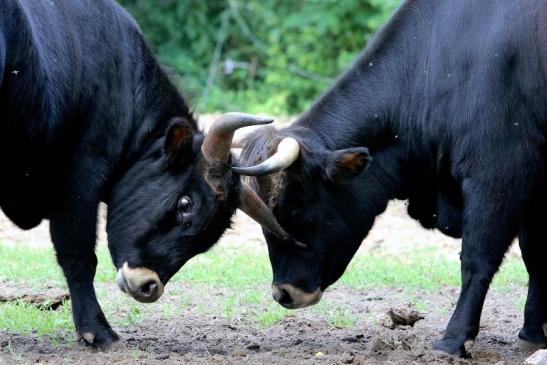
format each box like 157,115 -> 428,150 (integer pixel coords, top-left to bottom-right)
433,179 -> 517,357
517,215 -> 547,349
54,246 -> 119,350
48,179 -> 119,350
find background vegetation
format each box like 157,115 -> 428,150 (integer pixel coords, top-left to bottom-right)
118,0 -> 400,115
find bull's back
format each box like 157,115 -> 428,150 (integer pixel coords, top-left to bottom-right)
0,25 -> 4,88
0,0 -> 140,141
536,2 -> 547,80
406,1 -> 547,143
0,0 -> 143,228
413,0 -> 547,180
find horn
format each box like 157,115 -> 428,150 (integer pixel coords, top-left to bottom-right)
202,113 -> 274,164
232,137 -> 300,176
239,182 -> 290,241
239,183 -> 306,249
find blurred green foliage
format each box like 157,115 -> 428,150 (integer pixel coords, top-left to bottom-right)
118,0 -> 399,114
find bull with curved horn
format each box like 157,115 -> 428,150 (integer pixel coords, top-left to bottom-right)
111,112 -> 297,310
233,125 -> 371,311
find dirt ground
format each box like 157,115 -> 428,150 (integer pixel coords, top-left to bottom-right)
0,285 -> 530,365
0,201 -> 532,364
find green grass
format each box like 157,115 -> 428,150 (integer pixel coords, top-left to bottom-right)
0,243 -> 528,290
0,241 -> 528,336
341,246 -> 528,290
0,244 -> 115,286
0,301 -> 72,335
312,301 -> 358,328
255,306 -> 290,327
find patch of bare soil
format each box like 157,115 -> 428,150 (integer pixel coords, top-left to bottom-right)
0,285 -> 530,364
0,289 -> 69,311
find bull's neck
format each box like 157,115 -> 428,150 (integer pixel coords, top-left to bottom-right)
104,40 -> 192,201
120,43 -> 191,163
293,2 -> 423,152
293,64 -> 395,151
291,1 -> 427,209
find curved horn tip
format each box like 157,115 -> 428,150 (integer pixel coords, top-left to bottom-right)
258,117 -> 275,124
220,112 -> 274,125
247,114 -> 275,124
238,182 -> 291,241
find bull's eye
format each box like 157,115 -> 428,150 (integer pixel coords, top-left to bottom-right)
178,196 -> 192,212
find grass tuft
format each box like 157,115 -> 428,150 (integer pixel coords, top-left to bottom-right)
0,301 -> 73,335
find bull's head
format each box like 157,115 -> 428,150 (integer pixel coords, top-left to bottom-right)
236,127 -> 373,309
107,114 -> 290,303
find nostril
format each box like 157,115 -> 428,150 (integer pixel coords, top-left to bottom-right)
139,280 -> 158,297
277,288 -> 293,306
120,263 -> 164,303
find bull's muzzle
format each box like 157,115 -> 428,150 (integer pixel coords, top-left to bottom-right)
116,263 -> 164,303
271,283 -> 323,309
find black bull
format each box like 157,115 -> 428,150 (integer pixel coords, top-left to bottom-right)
0,0 -> 291,349
238,0 -> 547,357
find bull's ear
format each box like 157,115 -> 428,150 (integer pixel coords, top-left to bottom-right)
324,147 -> 371,184
164,117 -> 195,163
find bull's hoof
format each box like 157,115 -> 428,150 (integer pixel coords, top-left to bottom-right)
515,338 -> 547,352
518,327 -> 547,351
432,338 -> 471,358
77,327 -> 121,351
